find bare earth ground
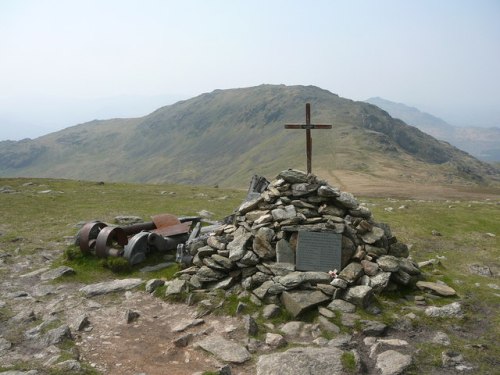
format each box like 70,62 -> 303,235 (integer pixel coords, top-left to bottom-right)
76,292 -> 255,375
321,168 -> 500,200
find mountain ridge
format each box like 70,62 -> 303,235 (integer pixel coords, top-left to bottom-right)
365,97 -> 500,162
1,85 -> 498,192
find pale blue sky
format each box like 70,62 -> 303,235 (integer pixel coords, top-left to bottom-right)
1,0 -> 499,140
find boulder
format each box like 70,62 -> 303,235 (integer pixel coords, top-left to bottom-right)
257,347 -> 343,375
281,290 -> 330,318
197,335 -> 251,363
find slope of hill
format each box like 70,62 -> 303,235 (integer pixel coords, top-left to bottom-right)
365,97 -> 500,162
0,85 -> 498,193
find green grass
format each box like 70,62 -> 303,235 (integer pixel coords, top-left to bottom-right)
1,178 -> 499,373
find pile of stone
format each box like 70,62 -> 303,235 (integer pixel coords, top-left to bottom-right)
173,169 -> 422,316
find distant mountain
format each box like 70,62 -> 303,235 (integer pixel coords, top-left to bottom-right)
365,97 -> 500,162
0,85 -> 498,190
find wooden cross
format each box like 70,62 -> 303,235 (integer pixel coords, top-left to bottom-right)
284,103 -> 332,174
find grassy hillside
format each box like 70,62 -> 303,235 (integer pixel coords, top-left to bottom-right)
0,85 -> 498,191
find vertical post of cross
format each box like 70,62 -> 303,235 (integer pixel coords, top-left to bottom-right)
284,103 -> 332,174
305,103 -> 312,174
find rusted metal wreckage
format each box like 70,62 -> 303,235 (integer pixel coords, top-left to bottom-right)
76,174 -> 271,266
77,214 -> 200,265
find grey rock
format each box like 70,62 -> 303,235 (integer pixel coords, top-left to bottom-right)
317,315 -> 340,333
327,299 -> 356,313
253,213 -> 274,226
262,304 -> 281,319
11,309 -> 36,323
271,205 -> 297,221
343,285 -> 374,308
377,255 -> 400,272
318,204 -> 345,216
79,278 -> 143,297
197,335 -> 251,363
370,272 -> 392,293
196,266 -> 226,282
209,276 -> 236,290
388,243 -> 409,258
392,270 -> 413,286
264,262 -> 295,276
73,314 -> 90,331
145,279 -> 165,293
203,256 -> 227,271
238,250 -> 260,266
218,365 -> 232,375
265,332 -> 287,348
256,346 -> 343,375
398,258 -> 421,275
279,321 -> 304,337
40,266 -> 75,281
246,209 -> 271,223
335,191 -> 359,209
207,236 -> 227,250
278,271 -> 330,289
211,254 -> 235,270
281,290 -> 330,318
425,302 -> 463,318
316,283 -> 337,296
0,337 -> 12,351
416,281 -> 456,296
338,262 -> 364,284
189,275 -> 203,289
253,280 -> 275,299
42,324 -> 72,346
139,262 -> 174,272
55,359 -> 82,372
165,279 -> 188,295
317,185 -> 340,197
197,245 -> 217,257
442,350 -> 465,367
468,264 -> 492,277
349,206 -> 372,219
173,333 -> 193,347
291,182 -> 319,196
171,318 -> 205,332
432,331 -> 451,346
361,226 -> 385,244
227,228 -> 253,261
318,306 -> 335,318
330,278 -> 348,289
237,196 -> 264,214
365,245 -> 388,257
328,334 -> 353,348
361,320 -> 387,336
277,169 -> 309,183
125,309 -> 140,324
376,350 -> 412,375
253,227 -> 275,259
361,260 -> 379,276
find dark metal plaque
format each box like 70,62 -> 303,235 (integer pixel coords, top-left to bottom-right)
295,231 -> 342,272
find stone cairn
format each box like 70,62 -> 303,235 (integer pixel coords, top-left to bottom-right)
174,169 -> 422,317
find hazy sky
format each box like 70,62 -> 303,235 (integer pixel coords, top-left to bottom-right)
1,0 -> 499,140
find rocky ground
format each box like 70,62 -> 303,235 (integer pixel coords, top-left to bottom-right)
0,243 -> 482,375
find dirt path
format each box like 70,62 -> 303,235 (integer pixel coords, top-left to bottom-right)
76,292 -> 255,375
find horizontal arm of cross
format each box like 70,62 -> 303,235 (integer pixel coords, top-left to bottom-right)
284,124 -> 332,129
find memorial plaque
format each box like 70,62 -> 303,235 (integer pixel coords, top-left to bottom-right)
295,231 -> 342,272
